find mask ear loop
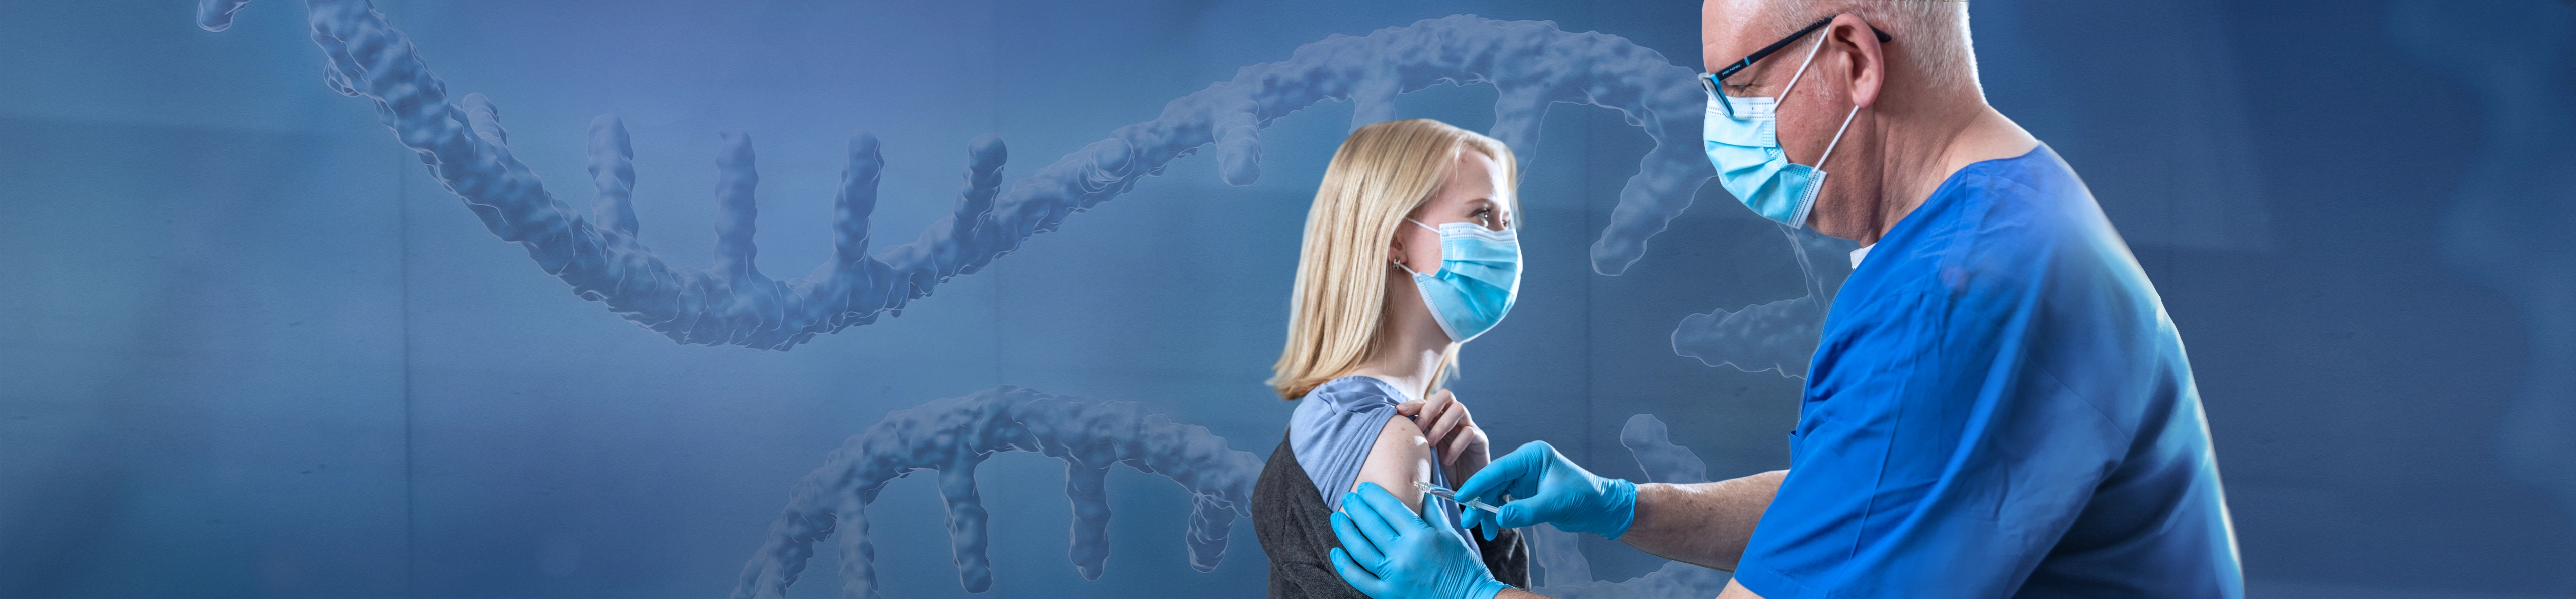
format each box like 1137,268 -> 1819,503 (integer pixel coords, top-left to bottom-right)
1393,218 -> 1440,276
1789,105 -> 1861,228
1392,258 -> 1425,277
1816,105 -> 1860,169
1784,26 -> 1860,171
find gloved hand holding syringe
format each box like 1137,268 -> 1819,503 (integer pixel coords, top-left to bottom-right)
1414,480 -> 1502,514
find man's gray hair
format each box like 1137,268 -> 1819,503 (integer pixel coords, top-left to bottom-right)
1754,0 -> 1978,96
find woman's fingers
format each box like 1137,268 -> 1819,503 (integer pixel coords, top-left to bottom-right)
1417,390 -> 1453,416
1402,390 -> 1484,465
1420,400 -> 1453,437
1428,400 -> 1470,443
1444,427 -> 1481,465
1408,395 -> 1446,426
1414,391 -> 1456,434
1429,407 -> 1476,465
1430,416 -> 1466,465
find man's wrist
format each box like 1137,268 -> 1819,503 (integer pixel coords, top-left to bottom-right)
1597,478 -> 1639,540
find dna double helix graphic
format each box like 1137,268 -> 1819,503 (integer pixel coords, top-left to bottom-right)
193,0 -> 1774,350
198,0 -> 1834,374
198,2 -> 1821,596
727,387 -> 1260,599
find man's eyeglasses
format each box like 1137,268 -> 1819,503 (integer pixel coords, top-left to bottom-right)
1701,15 -> 1892,116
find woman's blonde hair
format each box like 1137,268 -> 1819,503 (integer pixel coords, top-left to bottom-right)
1269,119 -> 1520,400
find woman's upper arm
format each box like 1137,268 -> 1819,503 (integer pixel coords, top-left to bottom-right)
1349,413 -> 1431,516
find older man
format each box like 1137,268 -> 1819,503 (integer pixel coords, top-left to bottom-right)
1326,2 -> 2245,598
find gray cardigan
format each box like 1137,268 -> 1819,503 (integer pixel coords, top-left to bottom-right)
1253,433 -> 1530,598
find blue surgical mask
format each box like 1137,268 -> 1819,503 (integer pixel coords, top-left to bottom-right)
1703,35 -> 1859,228
1394,219 -> 1521,343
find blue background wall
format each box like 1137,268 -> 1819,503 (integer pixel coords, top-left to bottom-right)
2,1 -> 2570,597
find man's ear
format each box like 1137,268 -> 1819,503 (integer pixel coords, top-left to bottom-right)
1829,14 -> 1887,108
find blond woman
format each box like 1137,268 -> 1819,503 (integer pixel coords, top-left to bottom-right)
1250,118 -> 1531,599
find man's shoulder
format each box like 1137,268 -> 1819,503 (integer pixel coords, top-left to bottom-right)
1945,144 -> 2098,246
1908,146 -> 2120,280
1836,144 -> 2153,340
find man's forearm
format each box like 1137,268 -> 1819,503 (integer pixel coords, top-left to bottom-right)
1617,470 -> 1784,571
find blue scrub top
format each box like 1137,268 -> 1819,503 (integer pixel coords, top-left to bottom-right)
1731,145 -> 2244,599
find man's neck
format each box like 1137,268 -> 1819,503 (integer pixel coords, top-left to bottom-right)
1864,103 -> 2038,244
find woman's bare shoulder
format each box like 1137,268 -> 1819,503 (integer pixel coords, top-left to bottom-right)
1349,412 -> 1430,513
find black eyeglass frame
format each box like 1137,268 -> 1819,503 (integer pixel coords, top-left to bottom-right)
1701,15 -> 1892,117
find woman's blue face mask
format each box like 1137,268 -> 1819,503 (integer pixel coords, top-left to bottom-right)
1703,32 -> 1860,228
1394,219 -> 1520,343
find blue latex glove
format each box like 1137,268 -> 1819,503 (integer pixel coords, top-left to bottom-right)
1455,440 -> 1637,540
1329,482 -> 1511,599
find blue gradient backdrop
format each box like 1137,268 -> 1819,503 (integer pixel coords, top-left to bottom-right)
1,1 -> 2569,597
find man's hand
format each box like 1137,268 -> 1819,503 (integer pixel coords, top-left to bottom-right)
1454,441 -> 1637,540
1397,389 -> 1491,482
1329,482 -> 1511,599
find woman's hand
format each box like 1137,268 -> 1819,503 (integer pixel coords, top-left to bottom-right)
1399,389 -> 1492,483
